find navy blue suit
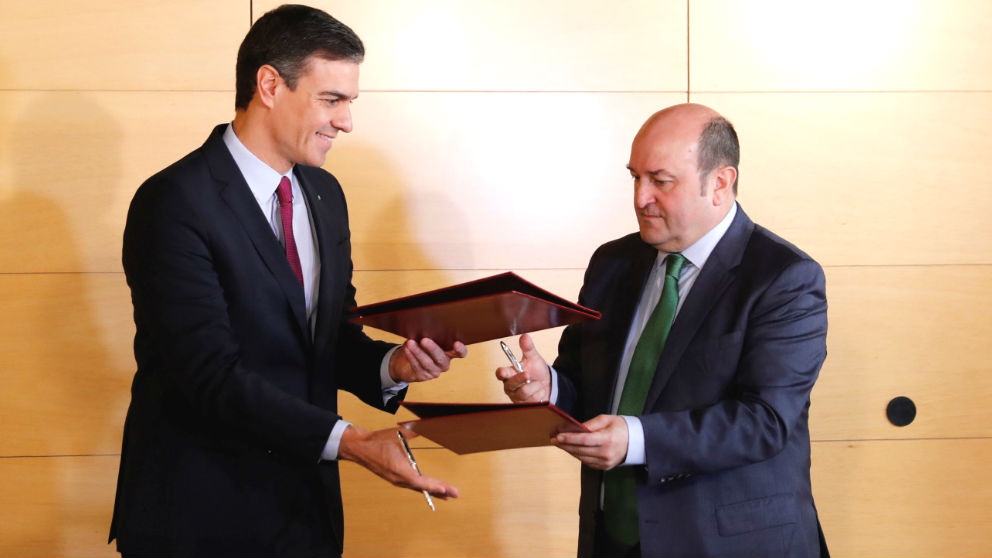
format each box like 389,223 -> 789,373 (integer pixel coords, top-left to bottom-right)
110,125 -> 398,556
554,206 -> 828,557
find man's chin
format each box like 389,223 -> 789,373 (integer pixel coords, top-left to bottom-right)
639,230 -> 679,252
639,229 -> 665,244
306,153 -> 331,168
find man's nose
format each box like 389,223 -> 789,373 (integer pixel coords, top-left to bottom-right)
332,105 -> 353,134
634,181 -> 654,208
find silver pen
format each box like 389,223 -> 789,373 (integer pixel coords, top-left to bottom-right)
499,341 -> 530,384
396,430 -> 435,511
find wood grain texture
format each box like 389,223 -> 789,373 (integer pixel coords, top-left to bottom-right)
691,0 -> 992,92
339,447 -> 580,557
0,0 -> 244,91
328,91 -> 683,271
812,265 -> 992,441
254,0 -> 687,92
0,91 -> 234,273
0,456 -> 119,557
692,92 -> 992,266
813,439 -> 992,557
0,274 -> 133,457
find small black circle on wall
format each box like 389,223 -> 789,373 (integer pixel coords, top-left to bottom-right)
886,396 -> 916,427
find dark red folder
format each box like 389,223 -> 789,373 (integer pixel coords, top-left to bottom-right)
348,272 -> 600,347
399,401 -> 589,454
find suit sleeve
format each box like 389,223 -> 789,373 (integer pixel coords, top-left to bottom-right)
318,175 -> 402,412
124,175 -> 338,463
640,257 -> 827,484
551,245 -> 609,417
331,252 -> 403,412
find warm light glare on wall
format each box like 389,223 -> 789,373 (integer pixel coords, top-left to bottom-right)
741,0 -> 918,89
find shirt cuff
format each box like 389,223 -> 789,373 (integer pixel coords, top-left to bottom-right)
321,420 -> 351,461
620,415 -> 645,465
380,346 -> 408,404
549,365 -> 559,404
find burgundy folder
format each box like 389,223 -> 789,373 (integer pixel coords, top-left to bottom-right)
399,401 -> 589,454
348,272 -> 600,347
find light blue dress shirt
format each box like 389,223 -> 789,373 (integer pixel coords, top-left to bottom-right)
222,124 -> 404,461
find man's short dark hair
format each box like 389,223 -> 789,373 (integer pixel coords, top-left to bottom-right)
697,116 -> 740,195
235,4 -> 365,110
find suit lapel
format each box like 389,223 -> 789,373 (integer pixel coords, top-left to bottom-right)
643,206 -> 754,410
298,169 -> 341,366
203,126 -> 310,339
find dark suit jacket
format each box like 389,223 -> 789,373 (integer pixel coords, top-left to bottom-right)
109,124 -> 398,556
554,206 -> 828,558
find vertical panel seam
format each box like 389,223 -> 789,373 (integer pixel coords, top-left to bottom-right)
686,0 -> 691,102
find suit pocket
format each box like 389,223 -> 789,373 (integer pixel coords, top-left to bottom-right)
716,493 -> 797,536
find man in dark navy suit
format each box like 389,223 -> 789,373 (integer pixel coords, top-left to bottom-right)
497,103 -> 829,557
110,5 -> 466,556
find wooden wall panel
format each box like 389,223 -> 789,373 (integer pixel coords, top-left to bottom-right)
691,92 -> 992,266
340,447 -> 580,557
0,91 -> 233,273
813,266 -> 992,440
812,439 -> 992,556
329,92 -> 683,271
0,1 -> 243,91
0,274 -> 133,457
691,0 -> 992,92
255,0 -> 688,92
0,456 -> 119,557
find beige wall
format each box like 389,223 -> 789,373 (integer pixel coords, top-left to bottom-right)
1,0 -> 990,555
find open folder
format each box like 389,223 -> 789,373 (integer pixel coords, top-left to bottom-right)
399,401 -> 589,454
348,272 -> 600,347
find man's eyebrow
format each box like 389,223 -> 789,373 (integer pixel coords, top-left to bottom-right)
626,166 -> 671,176
317,90 -> 356,100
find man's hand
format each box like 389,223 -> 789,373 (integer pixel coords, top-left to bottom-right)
389,338 -> 468,383
552,414 -> 629,470
338,425 -> 459,500
494,334 -> 551,402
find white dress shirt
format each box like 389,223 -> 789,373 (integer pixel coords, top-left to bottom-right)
222,124 -> 404,460
550,202 -> 738,465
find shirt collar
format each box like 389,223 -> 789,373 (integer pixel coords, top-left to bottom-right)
222,123 -> 294,205
662,202 -> 738,271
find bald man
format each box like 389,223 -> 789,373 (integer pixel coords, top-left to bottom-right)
497,104 -> 829,557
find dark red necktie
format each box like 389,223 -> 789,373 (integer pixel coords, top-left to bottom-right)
276,176 -> 304,287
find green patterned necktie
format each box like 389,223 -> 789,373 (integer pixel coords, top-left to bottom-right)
603,252 -> 686,547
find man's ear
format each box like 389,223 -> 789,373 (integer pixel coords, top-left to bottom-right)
255,65 -> 282,109
710,165 -> 737,205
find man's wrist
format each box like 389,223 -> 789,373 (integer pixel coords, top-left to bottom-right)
381,345 -> 404,386
336,423 -> 369,463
